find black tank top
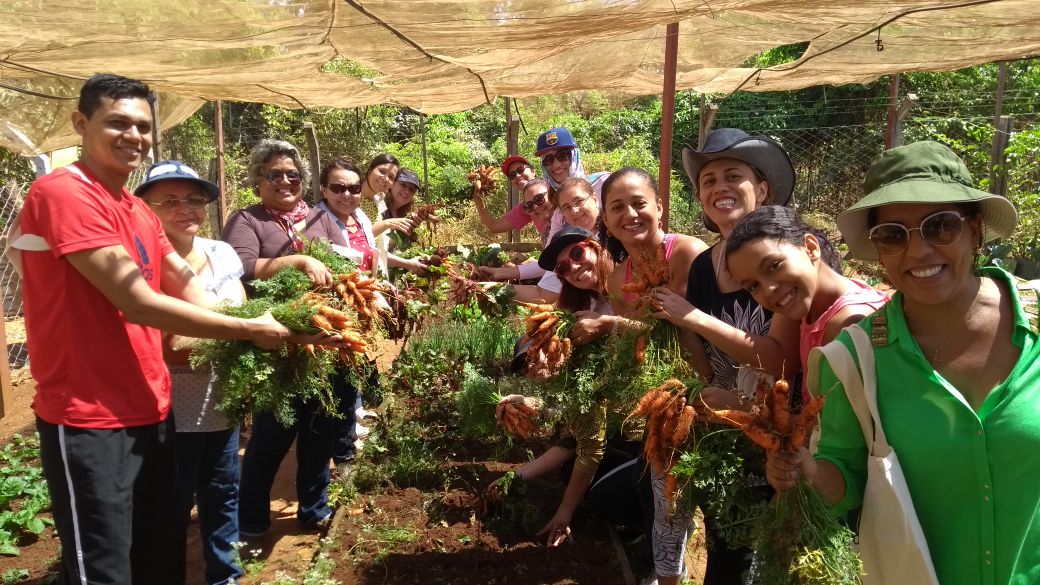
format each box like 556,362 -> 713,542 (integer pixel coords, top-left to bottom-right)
686,245 -> 773,390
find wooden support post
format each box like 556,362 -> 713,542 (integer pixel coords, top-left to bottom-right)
0,286 -> 10,419
990,62 -> 1010,193
885,74 -> 901,149
420,113 -> 430,202
990,116 -> 1013,197
215,100 -> 227,230
697,101 -> 719,151
150,94 -> 162,162
303,122 -> 321,202
892,93 -> 918,148
505,97 -> 520,243
658,22 -> 679,231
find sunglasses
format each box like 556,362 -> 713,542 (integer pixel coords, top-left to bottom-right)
559,194 -> 591,214
326,182 -> 363,195
554,241 -> 593,278
522,192 -> 548,213
506,164 -> 531,180
265,170 -> 302,185
541,149 -> 573,166
868,210 -> 968,256
148,197 -> 211,211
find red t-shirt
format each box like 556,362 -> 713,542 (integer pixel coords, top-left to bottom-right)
19,163 -> 174,428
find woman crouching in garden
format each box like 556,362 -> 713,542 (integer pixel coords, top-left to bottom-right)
491,227 -> 656,551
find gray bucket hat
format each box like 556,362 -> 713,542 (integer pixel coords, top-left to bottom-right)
837,141 -> 1018,261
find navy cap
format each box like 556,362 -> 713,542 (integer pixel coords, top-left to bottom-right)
536,128 -> 577,157
538,226 -> 597,271
134,160 -> 220,202
395,168 -> 421,188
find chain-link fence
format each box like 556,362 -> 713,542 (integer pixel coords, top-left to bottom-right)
0,180 -> 28,370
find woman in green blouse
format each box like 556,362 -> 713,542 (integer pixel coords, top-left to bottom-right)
768,141 -> 1039,585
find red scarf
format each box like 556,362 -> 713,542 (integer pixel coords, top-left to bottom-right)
264,199 -> 311,252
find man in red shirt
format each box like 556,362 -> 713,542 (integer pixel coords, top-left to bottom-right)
13,74 -> 294,585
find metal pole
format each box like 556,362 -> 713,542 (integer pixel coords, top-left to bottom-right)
505,97 -> 520,243
658,22 -> 679,231
885,74 -> 900,150
150,94 -> 161,162
420,113 -> 429,202
215,101 -> 227,229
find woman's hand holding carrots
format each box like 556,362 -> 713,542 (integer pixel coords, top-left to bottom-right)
765,447 -> 817,491
291,255 -> 334,287
568,311 -> 608,345
650,286 -> 701,330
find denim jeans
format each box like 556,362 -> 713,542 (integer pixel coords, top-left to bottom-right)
238,401 -> 335,534
175,427 -> 243,585
332,370 -> 360,466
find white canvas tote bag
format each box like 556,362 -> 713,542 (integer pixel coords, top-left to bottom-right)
808,324 -> 940,585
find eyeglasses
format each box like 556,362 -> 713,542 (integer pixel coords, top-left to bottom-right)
868,210 -> 968,256
541,149 -> 573,166
559,194 -> 591,214
265,170 -> 302,185
326,182 -> 363,195
506,164 -> 531,180
148,197 -> 211,211
522,192 -> 548,213
554,241 -> 592,278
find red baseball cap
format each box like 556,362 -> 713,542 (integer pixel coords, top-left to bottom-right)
501,156 -> 531,176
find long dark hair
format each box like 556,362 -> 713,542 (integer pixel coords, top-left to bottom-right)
556,239 -> 615,312
724,206 -> 841,272
599,167 -> 659,263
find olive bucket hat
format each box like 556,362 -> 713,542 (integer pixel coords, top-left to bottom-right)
681,128 -> 796,232
837,141 -> 1018,261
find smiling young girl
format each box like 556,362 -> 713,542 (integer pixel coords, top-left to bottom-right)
724,206 -> 888,387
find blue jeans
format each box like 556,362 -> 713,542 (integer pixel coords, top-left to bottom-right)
332,372 -> 360,466
238,401 -> 335,534
175,427 -> 243,585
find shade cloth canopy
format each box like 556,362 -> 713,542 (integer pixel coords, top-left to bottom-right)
2,0 -> 1038,155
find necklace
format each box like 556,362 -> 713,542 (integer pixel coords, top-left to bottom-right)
906,278 -> 984,367
713,240 -> 727,284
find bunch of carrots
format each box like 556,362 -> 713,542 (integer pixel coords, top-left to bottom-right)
299,293 -> 369,364
496,398 -> 541,439
519,303 -> 574,382
630,379 -> 695,501
333,271 -> 386,332
705,376 -> 824,454
404,204 -> 440,237
466,165 -> 498,196
621,240 -> 672,297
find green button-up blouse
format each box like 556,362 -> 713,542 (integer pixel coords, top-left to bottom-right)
814,267 -> 1040,585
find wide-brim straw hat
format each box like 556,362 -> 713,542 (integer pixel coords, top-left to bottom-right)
681,128 -> 796,207
837,141 -> 1018,261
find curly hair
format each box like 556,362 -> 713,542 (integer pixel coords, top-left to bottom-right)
246,139 -> 309,191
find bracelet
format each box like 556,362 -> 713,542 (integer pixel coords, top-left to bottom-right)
610,317 -> 621,338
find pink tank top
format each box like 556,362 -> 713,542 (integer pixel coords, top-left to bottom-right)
800,279 -> 889,388
623,233 -> 680,304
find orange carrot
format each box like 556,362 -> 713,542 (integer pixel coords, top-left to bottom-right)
672,405 -> 695,445
311,314 -> 335,332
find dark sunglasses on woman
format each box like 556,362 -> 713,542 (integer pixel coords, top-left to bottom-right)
541,149 -> 573,166
266,170 -> 302,185
326,182 -> 363,195
868,210 -> 967,256
506,164 -> 531,180
522,192 -> 547,213
554,241 -> 592,277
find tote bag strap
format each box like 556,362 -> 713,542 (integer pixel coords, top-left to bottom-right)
807,332 -> 876,455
